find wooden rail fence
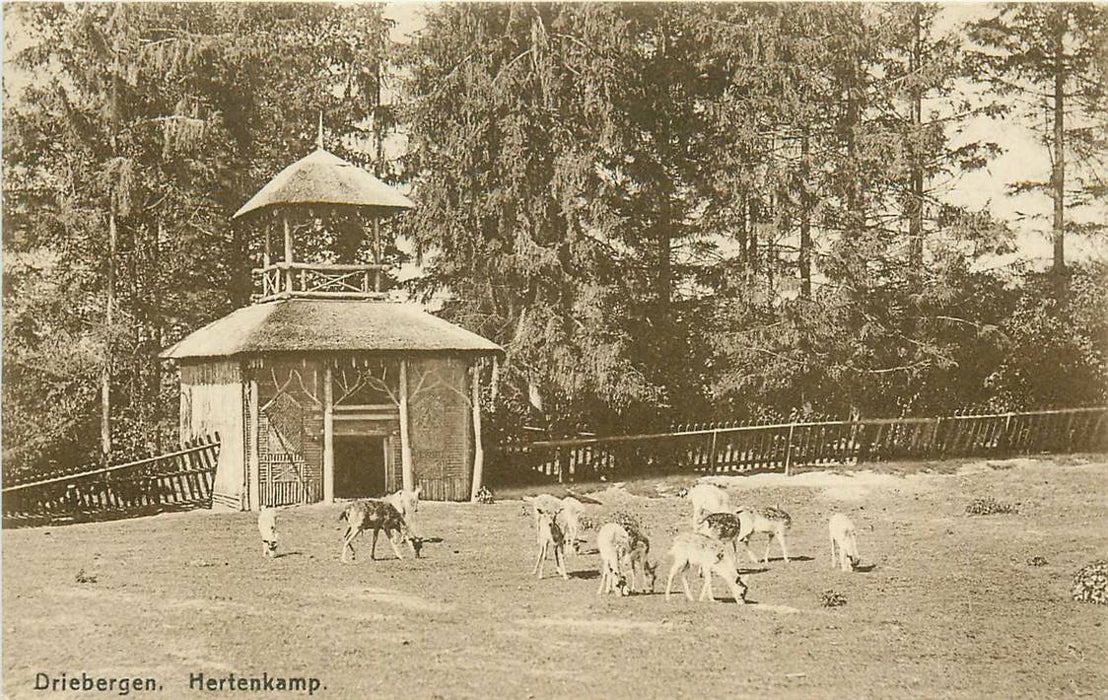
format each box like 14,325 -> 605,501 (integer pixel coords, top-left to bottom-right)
2,434 -> 221,526
489,407 -> 1108,485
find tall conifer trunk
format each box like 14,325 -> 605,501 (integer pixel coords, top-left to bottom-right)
101,209 -> 116,460
1051,8 -> 1066,290
799,135 -> 812,298
908,4 -> 925,281
101,48 -> 121,462
845,56 -> 861,242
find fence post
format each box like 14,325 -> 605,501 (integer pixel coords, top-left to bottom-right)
784,423 -> 795,476
1063,410 -> 1076,452
1001,412 -> 1013,455
709,429 -> 718,473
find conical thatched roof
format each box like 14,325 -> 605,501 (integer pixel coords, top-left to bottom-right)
159,300 -> 502,360
232,148 -> 415,219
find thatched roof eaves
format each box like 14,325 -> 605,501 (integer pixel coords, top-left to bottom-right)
232,148 -> 415,218
160,300 -> 502,360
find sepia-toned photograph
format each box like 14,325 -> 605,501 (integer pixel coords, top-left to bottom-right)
2,2 -> 1106,697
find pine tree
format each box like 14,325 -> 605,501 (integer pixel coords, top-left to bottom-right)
3,3 -> 397,473
969,3 -> 1107,290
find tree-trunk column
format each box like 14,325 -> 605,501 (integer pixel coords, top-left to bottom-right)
248,377 -> 261,511
470,361 -> 485,501
323,363 -> 334,503
399,359 -> 414,491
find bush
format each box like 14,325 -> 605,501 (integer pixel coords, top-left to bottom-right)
474,486 -> 495,504
1071,561 -> 1108,605
610,510 -> 645,533
75,568 -> 97,584
820,589 -> 847,608
965,497 -> 1019,515
1027,555 -> 1048,567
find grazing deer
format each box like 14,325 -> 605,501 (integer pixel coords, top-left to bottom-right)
625,524 -> 657,594
737,506 -> 792,564
523,494 -> 589,554
665,533 -> 747,604
697,511 -> 754,561
339,500 -> 422,563
596,523 -> 633,596
532,509 -> 569,580
828,513 -> 860,572
688,483 -> 732,529
560,496 -> 589,553
384,486 -> 421,528
521,494 -> 562,529
595,521 -> 657,595
522,494 -> 564,518
257,507 -> 278,558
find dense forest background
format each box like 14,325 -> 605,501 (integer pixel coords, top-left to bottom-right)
3,2 -> 1106,478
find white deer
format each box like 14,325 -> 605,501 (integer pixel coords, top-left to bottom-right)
596,522 -> 657,596
384,486 -> 421,528
532,509 -> 569,580
828,513 -> 860,572
687,483 -> 732,529
596,523 -> 632,596
257,507 -> 278,558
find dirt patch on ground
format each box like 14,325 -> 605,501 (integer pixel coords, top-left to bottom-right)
338,587 -> 454,614
4,456 -> 1106,699
705,469 -> 938,502
747,603 -> 806,615
516,616 -> 669,635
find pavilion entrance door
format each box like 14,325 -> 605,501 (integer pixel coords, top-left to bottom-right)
334,435 -> 388,499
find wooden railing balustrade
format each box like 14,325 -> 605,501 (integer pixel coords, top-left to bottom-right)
251,262 -> 390,302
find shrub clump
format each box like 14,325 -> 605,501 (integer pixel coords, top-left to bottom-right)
820,590 -> 847,608
610,510 -> 645,533
576,514 -> 597,532
965,497 -> 1019,516
1027,555 -> 1048,567
1071,561 -> 1108,605
75,568 -> 97,584
474,486 -> 495,505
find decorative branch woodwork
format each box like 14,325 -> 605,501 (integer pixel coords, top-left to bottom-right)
250,262 -> 391,303
335,363 -> 400,407
262,367 -> 320,411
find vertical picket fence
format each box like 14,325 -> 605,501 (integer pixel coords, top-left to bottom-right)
488,407 -> 1108,486
2,434 -> 221,525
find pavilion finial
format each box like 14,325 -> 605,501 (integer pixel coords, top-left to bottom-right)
317,111 -> 324,149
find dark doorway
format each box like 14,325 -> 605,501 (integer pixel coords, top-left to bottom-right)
334,436 -> 386,499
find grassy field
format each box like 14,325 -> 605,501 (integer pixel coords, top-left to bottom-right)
4,456 -> 1107,699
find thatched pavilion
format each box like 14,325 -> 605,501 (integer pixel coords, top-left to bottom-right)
161,134 -> 501,509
